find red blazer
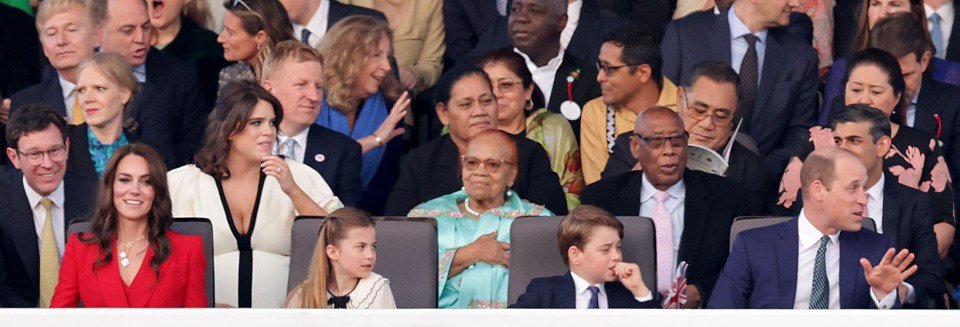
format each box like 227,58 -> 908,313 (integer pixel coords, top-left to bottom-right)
51,230 -> 207,308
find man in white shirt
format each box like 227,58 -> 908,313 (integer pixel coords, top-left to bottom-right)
0,104 -> 97,307
277,0 -> 386,48
710,147 -> 918,309
832,104 -> 947,308
261,41 -> 362,207
924,0 -> 955,60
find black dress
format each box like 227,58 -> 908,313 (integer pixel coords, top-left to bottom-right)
886,125 -> 956,226
159,19 -> 231,110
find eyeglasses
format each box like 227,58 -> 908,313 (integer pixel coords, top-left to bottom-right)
681,88 -> 734,127
495,80 -> 521,93
632,131 -> 689,149
596,62 -> 641,76
461,155 -> 514,173
17,145 -> 67,164
231,0 -> 252,11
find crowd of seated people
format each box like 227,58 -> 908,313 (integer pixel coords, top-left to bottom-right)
1,0 -> 960,311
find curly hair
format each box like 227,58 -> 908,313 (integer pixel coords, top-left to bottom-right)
222,0 -> 294,79
317,15 -> 401,114
80,143 -> 173,280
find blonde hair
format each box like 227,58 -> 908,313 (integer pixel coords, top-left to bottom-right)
35,0 -> 102,30
316,15 -> 400,113
262,40 -> 324,81
287,208 -> 376,309
77,53 -> 142,132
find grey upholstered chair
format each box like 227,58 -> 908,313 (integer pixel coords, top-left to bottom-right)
728,216 -> 877,251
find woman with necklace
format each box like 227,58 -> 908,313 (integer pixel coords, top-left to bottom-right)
51,144 -> 207,307
409,129 -> 553,309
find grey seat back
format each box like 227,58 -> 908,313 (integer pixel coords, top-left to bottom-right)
67,218 -> 216,307
507,216 -> 656,306
287,216 -> 438,308
729,216 -> 877,250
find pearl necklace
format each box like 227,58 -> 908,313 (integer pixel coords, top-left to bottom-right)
118,235 -> 146,268
463,198 -> 482,216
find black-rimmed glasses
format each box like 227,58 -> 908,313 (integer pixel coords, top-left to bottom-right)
596,62 -> 640,76
632,131 -> 689,149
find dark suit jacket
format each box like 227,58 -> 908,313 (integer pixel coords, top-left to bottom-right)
160,19 -> 230,110
301,124 -> 363,208
0,2 -> 40,98
661,10 -> 819,178
580,169 -> 751,302
547,51 -> 601,135
144,47 -> 206,167
880,179 -> 946,308
443,0 -> 502,62
709,217 -> 898,309
597,0 -> 672,41
11,66 -> 71,117
328,0 -> 388,30
50,231 -> 206,308
66,123 -> 175,178
602,133 -> 772,215
385,133 -> 568,215
946,0 -> 960,62
0,170 -> 97,307
565,0 -> 629,67
510,272 -> 659,308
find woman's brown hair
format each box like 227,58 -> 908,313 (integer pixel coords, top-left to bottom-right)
850,0 -> 930,55
80,143 -> 173,279
222,0 -> 295,79
317,15 -> 401,113
194,80 -> 284,179
286,208 -> 376,308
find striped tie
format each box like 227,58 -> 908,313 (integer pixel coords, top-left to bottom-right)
38,197 -> 59,307
809,236 -> 830,309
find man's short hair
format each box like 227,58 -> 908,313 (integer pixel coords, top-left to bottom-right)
870,12 -> 928,62
6,104 -> 68,151
602,25 -> 662,88
557,205 -> 624,266
830,104 -> 891,143
262,40 -> 325,80
800,148 -> 854,195
36,0 -> 103,29
681,60 -> 739,96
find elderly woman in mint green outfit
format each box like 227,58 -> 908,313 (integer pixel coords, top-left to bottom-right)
409,129 -> 553,309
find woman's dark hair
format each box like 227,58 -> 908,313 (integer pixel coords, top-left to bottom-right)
602,25 -> 663,89
195,80 -> 284,179
222,0 -> 295,79
850,0 -> 930,55
843,48 -> 908,123
81,143 -> 173,280
434,66 -> 493,106
477,49 -> 546,113
831,103 -> 892,143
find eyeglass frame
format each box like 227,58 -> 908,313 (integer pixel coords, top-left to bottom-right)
460,155 -> 515,173
494,79 -> 524,93
230,0 -> 253,10
596,61 -> 642,76
631,131 -> 689,149
679,86 -> 735,127
16,145 -> 68,164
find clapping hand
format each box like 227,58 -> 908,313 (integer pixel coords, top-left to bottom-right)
615,262 -> 650,298
861,248 -> 918,300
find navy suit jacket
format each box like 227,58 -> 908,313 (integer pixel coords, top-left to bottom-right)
946,0 -> 960,62
0,170 -> 98,307
144,47 -> 206,167
510,272 -> 659,308
443,0 -> 502,63
300,124 -> 363,208
661,10 -> 819,178
709,217 -> 897,309
580,170 -> 752,303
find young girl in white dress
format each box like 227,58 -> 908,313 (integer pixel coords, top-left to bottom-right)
284,208 -> 396,309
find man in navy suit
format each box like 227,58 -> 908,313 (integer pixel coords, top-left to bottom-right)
709,147 -> 918,309
278,0 -> 386,48
0,105 -> 97,307
511,205 -> 658,308
262,41 -> 362,207
99,0 -> 205,166
661,0 -> 819,178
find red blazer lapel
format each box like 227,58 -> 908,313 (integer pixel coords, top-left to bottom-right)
128,245 -> 160,308
94,246 -> 130,307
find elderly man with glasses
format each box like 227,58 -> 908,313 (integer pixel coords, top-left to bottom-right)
582,105 -> 751,308
602,61 -> 773,214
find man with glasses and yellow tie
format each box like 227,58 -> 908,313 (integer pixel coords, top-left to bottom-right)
602,61 -> 772,215
0,104 -> 97,307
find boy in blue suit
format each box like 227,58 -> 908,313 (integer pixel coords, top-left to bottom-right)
510,205 -> 659,308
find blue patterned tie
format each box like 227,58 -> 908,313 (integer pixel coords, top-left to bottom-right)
283,137 -> 297,160
809,236 -> 830,309
587,286 -> 600,309
301,28 -> 312,45
931,13 -> 945,59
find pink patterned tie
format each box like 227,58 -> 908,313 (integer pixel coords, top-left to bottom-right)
652,191 -> 673,294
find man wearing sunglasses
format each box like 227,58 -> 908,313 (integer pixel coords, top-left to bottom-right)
582,106 -> 751,308
602,61 -> 772,215
0,105 -> 97,307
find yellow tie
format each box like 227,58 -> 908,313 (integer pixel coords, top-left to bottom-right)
70,93 -> 84,125
38,197 -> 59,308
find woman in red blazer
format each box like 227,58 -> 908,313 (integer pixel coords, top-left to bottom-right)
51,144 -> 206,308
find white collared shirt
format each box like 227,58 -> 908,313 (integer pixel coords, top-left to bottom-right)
926,2 -> 955,57
728,7 -> 768,84
515,47 -> 565,106
23,177 -> 67,257
907,91 -> 920,127
866,174 -> 885,234
794,209 -> 897,309
638,174 -> 686,275
275,126 -> 311,163
58,76 -> 76,121
560,0 -> 582,50
293,0 -> 330,48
